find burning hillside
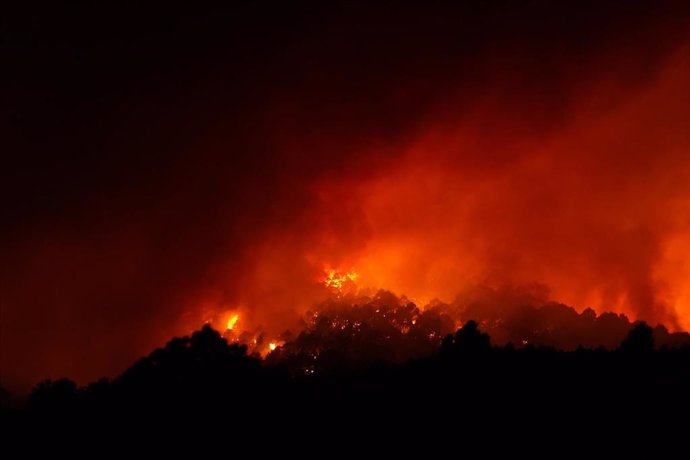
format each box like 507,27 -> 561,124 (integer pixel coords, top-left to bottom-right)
211,272 -> 690,376
6,2 -> 690,399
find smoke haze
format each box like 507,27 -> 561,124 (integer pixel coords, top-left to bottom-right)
3,1 -> 690,393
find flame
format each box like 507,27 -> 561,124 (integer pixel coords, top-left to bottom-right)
226,313 -> 239,331
269,342 -> 277,351
320,268 -> 358,293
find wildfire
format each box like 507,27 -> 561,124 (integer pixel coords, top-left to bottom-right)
269,342 -> 277,351
226,313 -> 239,331
320,268 -> 358,294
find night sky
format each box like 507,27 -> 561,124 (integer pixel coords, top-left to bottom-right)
3,1 -> 690,395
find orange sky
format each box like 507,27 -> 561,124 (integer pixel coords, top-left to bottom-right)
225,42 -> 690,337
3,2 -> 690,396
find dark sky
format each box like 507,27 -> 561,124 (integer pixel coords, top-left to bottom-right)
3,1 -> 690,395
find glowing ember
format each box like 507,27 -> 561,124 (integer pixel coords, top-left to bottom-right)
226,313 -> 239,331
320,269 -> 358,293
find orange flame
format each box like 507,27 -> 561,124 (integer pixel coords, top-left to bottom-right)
226,313 -> 239,331
320,268 -> 358,293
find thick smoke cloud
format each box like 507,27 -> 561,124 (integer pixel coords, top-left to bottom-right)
3,2 -> 690,394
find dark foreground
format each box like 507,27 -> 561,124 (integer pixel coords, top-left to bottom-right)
3,321 -> 690,454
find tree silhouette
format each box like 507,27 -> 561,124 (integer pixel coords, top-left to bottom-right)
27,378 -> 77,411
619,322 -> 654,354
440,320 -> 491,357
19,314 -> 690,445
0,385 -> 10,409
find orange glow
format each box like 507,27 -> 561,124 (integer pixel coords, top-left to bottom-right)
198,44 -> 690,340
9,3 -> 690,396
169,41 -> 690,357
269,342 -> 277,351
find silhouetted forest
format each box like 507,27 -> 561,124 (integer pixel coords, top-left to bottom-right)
4,292 -> 690,452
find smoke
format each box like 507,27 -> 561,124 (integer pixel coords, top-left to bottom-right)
3,2 -> 690,393
237,40 -> 690,334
